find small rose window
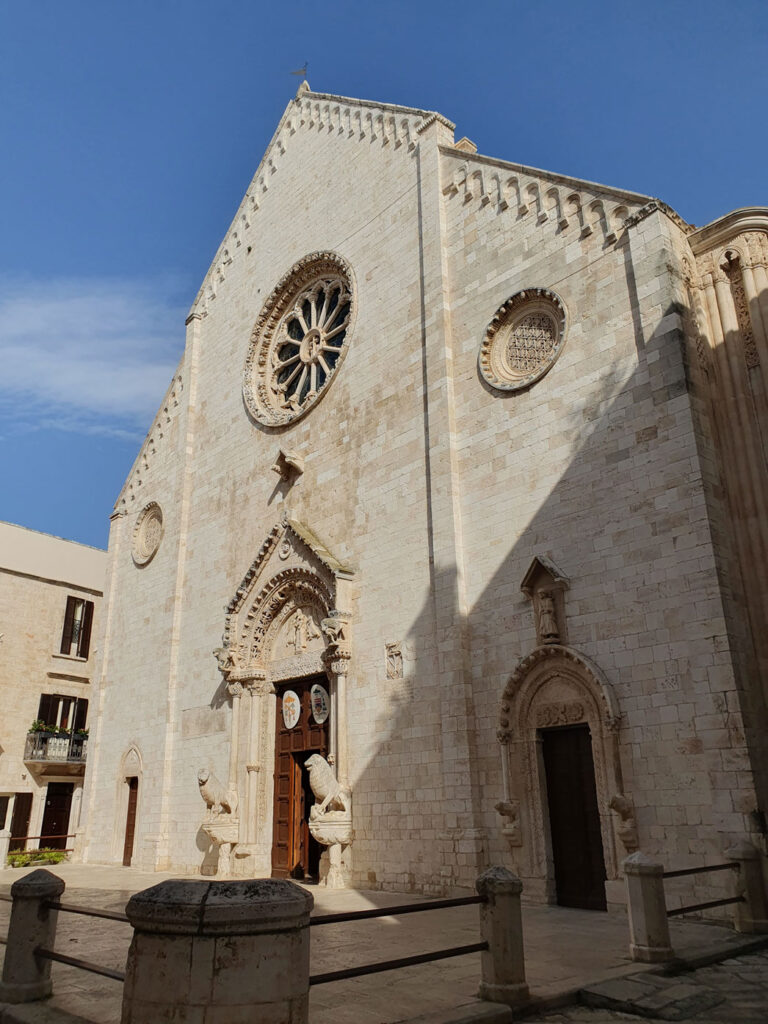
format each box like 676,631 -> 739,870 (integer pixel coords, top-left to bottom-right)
479,289 -> 566,392
132,502 -> 163,566
243,253 -> 355,426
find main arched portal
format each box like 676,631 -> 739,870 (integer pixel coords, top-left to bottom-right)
210,515 -> 354,881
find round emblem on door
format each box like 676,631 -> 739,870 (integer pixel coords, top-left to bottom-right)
310,683 -> 330,724
282,690 -> 301,729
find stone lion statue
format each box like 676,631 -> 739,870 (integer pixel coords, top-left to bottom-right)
305,754 -> 351,816
197,768 -> 238,817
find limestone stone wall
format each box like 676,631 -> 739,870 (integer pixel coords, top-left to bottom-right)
81,86 -> 766,904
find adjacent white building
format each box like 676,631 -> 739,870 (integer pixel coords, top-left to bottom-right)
80,84 -> 768,910
0,522 -> 106,856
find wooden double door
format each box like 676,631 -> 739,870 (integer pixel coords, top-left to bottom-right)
541,724 -> 607,911
271,676 -> 329,880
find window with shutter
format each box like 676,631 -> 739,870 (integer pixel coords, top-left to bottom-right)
60,597 -> 94,658
36,694 -> 87,730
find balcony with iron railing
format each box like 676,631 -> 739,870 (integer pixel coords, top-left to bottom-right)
24,730 -> 88,773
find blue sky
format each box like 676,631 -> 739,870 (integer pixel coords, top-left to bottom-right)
1,0 -> 765,548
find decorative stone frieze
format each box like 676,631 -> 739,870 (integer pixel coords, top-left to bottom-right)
243,252 -> 356,426
132,502 -> 163,566
385,642 -> 403,679
534,700 -> 584,728
480,289 -> 567,392
722,249 -> 760,367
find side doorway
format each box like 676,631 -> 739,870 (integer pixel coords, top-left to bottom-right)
9,793 -> 33,852
122,777 -> 139,866
541,724 -> 607,911
271,676 -> 329,881
40,782 -> 74,850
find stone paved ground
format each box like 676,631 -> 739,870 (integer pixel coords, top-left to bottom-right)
1,865 -> 764,1023
521,951 -> 768,1023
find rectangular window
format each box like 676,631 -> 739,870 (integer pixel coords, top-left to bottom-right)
60,596 -> 94,659
37,694 -> 88,732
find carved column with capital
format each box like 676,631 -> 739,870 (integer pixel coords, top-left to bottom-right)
329,653 -> 351,789
321,611 -> 352,790
244,678 -> 273,847
226,680 -> 243,797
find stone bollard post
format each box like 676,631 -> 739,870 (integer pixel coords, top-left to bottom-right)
623,852 -> 673,962
475,866 -> 529,1007
726,840 -> 768,933
0,868 -> 65,1002
121,878 -> 314,1024
0,829 -> 11,870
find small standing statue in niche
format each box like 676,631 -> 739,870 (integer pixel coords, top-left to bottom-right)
537,590 -> 560,644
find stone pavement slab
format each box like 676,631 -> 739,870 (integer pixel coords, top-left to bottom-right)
580,972 -> 724,1020
1,865 -> 762,1024
521,951 -> 768,1024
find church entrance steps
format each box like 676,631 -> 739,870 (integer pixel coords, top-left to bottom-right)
1,864 -> 760,1024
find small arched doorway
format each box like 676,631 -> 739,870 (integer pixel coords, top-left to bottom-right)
498,645 -> 624,910
117,747 -> 142,867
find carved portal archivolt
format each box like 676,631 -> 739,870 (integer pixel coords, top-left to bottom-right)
203,513 -> 355,882
496,645 -> 627,902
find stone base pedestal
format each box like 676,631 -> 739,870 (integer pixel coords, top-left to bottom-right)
122,878 -> 313,1024
309,813 -> 353,890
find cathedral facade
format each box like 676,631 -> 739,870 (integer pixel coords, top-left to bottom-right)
81,85 -> 768,910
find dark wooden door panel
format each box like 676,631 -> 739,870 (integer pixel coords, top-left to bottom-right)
122,777 -> 139,867
9,792 -> 33,852
40,782 -> 74,850
542,724 -> 607,911
271,676 -> 329,880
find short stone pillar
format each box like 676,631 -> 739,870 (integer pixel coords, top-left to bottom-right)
623,852 -> 673,962
0,828 -> 11,869
0,868 -> 65,1002
121,878 -> 314,1024
726,840 -> 768,933
475,866 -> 529,1007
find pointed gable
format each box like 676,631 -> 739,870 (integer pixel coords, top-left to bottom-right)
187,83 -> 455,320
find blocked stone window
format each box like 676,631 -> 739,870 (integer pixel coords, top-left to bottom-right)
243,252 -> 355,426
479,289 -> 566,391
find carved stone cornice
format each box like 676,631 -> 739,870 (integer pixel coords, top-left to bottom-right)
688,207 -> 768,256
623,199 -> 692,236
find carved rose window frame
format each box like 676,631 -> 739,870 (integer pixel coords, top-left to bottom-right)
480,288 -> 567,392
243,252 -> 356,427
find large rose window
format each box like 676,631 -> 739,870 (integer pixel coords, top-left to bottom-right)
243,253 -> 355,426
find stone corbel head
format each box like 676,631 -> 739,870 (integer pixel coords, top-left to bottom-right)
495,799 -> 523,847
213,645 -> 242,680
321,609 -> 351,664
609,793 -> 639,854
